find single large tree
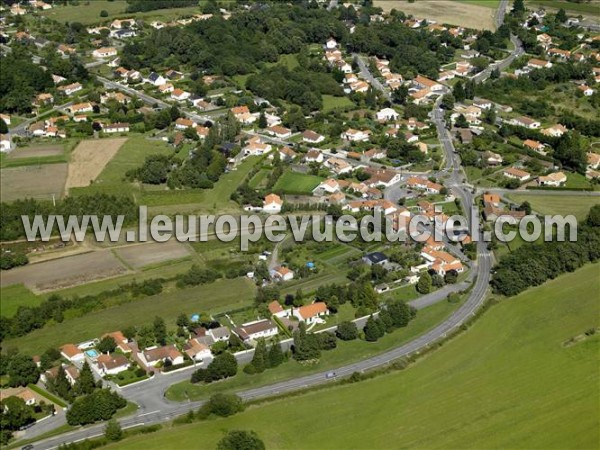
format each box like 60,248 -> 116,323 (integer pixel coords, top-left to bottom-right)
417,272 -> 433,294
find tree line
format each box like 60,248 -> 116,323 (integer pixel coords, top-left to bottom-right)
491,206 -> 600,296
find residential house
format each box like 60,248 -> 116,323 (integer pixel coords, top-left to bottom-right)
140,345 -> 184,368
28,121 -> 46,136
376,108 -> 400,122
104,122 -> 130,134
57,44 -> 76,57
344,73 -> 358,84
278,146 -> 297,161
293,302 -> 329,325
233,319 -> 278,343
362,148 -> 386,162
60,344 -> 85,363
523,139 -> 546,154
92,47 -> 117,58
0,388 -> 36,407
510,116 -> 541,129
341,128 -> 371,142
158,83 -> 174,94
96,354 -> 130,376
268,301 -> 289,319
57,82 -> 82,96
206,326 -> 231,342
267,125 -> 292,139
196,126 -> 209,139
183,339 -> 212,362
578,85 -> 594,96
406,176 -> 443,194
0,114 -> 10,125
175,117 -> 196,130
302,130 -> 325,144
362,252 -> 388,266
503,167 -> 531,182
364,168 -> 401,188
537,172 -> 567,187
414,75 -> 444,92
305,149 -> 324,163
68,102 -> 93,114
485,151 -> 503,166
147,72 -> 166,86
587,152 -> 600,170
263,193 -> 283,214
548,48 -> 571,60
541,124 -> 568,137
171,89 -> 190,101
325,37 -> 338,49
324,157 -> 352,175
271,266 -> 294,281
103,331 -> 132,353
243,137 -> 272,156
527,58 -> 552,69
0,134 -> 14,153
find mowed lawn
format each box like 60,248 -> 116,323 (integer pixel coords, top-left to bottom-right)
322,94 -> 355,112
111,264 -> 599,450
3,278 -> 255,355
507,194 -> 600,220
273,171 -> 324,194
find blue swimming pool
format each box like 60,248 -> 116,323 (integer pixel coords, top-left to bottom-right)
85,349 -> 99,358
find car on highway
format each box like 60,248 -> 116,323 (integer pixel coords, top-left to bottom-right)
326,371 -> 337,379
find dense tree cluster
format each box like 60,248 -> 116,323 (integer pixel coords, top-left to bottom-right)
217,430 -> 265,450
66,389 -> 126,426
346,21 -> 457,79
0,53 -> 53,113
191,351 -> 237,383
121,6 -> 347,75
246,65 -> 343,114
0,396 -> 36,445
125,0 -> 197,13
491,206 -> 600,296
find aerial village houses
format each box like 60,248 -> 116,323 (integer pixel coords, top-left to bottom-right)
92,47 -> 117,58
503,167 -> 531,182
57,82 -> 82,96
537,172 -> 567,187
293,302 -> 329,325
139,345 -> 184,368
262,193 -> 283,214
233,319 -> 278,344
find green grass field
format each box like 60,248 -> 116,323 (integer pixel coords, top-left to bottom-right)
273,171 -> 323,195
3,277 -> 255,355
507,194 -> 600,220
526,0 -> 600,17
322,95 -> 355,113
455,0 -> 500,8
111,264 -> 599,450
0,284 -> 43,318
40,1 -> 202,25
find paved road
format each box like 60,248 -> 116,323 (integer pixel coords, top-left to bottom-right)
9,101 -> 74,137
352,53 -> 392,101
